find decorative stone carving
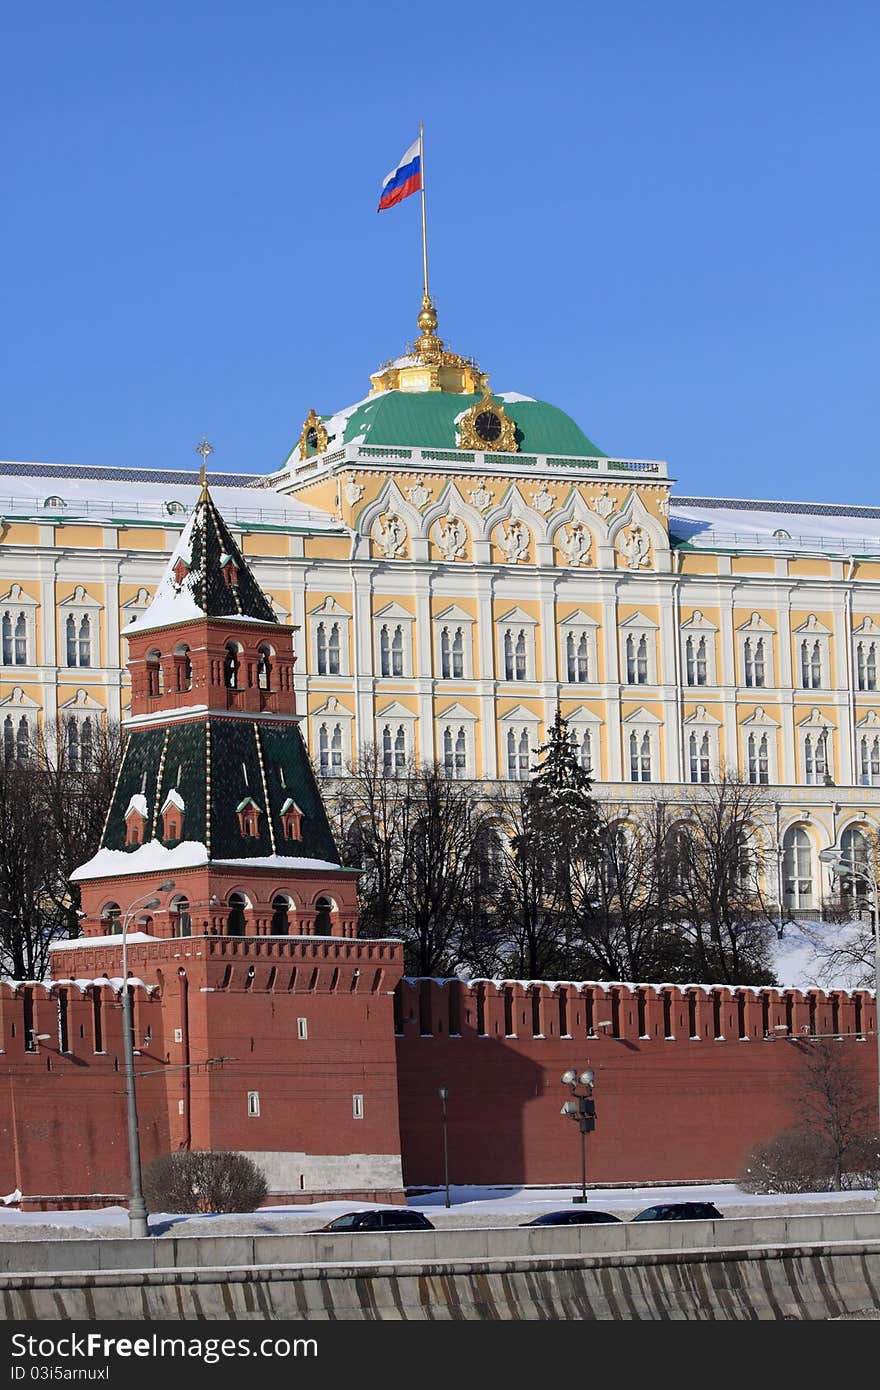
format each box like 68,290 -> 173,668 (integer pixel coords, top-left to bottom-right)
343,478 -> 364,505
498,520 -> 530,564
406,476 -> 432,510
559,524 -> 591,567
658,495 -> 670,518
530,484 -> 555,515
620,523 -> 651,569
591,486 -> 615,521
376,514 -> 407,559
468,484 -> 493,512
437,515 -> 468,561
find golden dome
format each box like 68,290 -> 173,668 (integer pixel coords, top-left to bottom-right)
369,295 -> 489,396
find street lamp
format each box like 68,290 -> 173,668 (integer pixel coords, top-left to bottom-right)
120,880 -> 174,1238
438,1086 -> 450,1208
818,847 -> 880,1206
561,1068 -> 596,1204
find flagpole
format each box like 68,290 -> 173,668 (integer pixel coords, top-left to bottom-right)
419,119 -> 429,301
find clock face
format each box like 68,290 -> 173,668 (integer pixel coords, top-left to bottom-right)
306,427 -> 319,450
475,410 -> 502,444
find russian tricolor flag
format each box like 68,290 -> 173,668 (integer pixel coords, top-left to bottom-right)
378,137 -> 422,212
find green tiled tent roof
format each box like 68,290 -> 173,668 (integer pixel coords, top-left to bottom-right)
297,391 -> 606,460
103,719 -> 341,864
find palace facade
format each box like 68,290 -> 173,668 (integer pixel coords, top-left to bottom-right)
2,296 -> 880,913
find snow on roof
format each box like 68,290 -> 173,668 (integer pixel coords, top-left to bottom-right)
124,793 -> 148,820
670,498 -> 880,556
48,933 -> 158,951
0,465 -> 341,532
70,839 -> 350,882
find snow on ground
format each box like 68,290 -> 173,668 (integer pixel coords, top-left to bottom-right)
0,1183 -> 874,1240
771,918 -> 875,992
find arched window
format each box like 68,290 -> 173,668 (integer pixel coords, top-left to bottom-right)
503,630 -> 514,681
80,717 -> 94,771
271,895 -> 291,935
515,631 -> 527,681
442,726 -> 467,779
391,625 -> 404,677
13,715 -> 28,765
257,645 -> 272,691
666,827 -> 693,892
227,893 -> 247,936
314,896 -> 333,934
783,826 -> 813,912
327,624 -> 341,675
101,903 -> 122,935
171,896 -> 192,938
747,731 -> 769,784
685,635 -> 707,686
224,643 -> 240,689
629,731 -> 652,782
14,614 -> 26,665
66,615 -> 77,666
744,636 -> 766,688
78,616 -> 91,668
859,734 -> 880,786
316,622 -> 328,674
840,826 -> 870,904
3,716 -> 13,769
688,731 -> 711,784
146,649 -> 163,697
175,644 -> 193,692
66,719 -> 80,772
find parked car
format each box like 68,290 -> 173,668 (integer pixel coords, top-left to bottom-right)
520,1209 -> 621,1226
312,1209 -> 435,1233
631,1202 -> 724,1222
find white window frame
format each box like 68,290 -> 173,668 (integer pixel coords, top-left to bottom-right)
296,1017 -> 308,1040
680,611 -> 717,688
798,710 -> 834,786
622,709 -> 661,783
855,713 -> 880,786
310,698 -> 353,777
58,586 -> 102,670
352,1094 -> 364,1119
559,611 -> 599,686
376,702 -> 416,776
741,709 -> 778,786
619,613 -> 658,687
309,596 -> 351,677
853,618 -> 880,693
782,825 -> 814,912
500,707 -> 540,781
565,707 -> 602,778
247,1091 -> 261,1117
374,602 -> 415,679
737,614 -> 775,689
0,585 -> 38,669
437,703 -> 477,780
682,706 -> 720,784
497,608 -> 537,683
433,605 -> 475,680
794,616 -> 830,692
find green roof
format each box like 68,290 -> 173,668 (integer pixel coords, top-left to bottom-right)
306,391 -> 605,459
104,720 -> 341,864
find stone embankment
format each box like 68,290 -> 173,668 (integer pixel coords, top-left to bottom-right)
1,1213 -> 879,1320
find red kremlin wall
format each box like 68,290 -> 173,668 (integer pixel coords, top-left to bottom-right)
0,969 -> 876,1207
394,979 -> 878,1188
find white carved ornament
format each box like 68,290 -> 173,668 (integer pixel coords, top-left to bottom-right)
620,523 -> 651,570
559,524 -> 591,567
375,513 -> 407,558
437,515 -> 468,561
498,521 -> 530,564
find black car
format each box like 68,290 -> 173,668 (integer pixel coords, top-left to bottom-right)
313,1209 -> 435,1233
520,1210 -> 621,1226
631,1202 -> 724,1222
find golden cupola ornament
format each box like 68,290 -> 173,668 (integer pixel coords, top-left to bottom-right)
369,294 -> 489,396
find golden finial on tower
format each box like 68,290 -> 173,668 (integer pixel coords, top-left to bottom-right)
196,437 -> 214,497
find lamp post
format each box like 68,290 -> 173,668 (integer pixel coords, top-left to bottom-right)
120,880 -> 174,1238
438,1086 -> 450,1208
818,848 -> 880,1206
561,1068 -> 596,1204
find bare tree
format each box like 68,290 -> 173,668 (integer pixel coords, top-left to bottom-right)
791,1040 -> 878,1191
0,717 -> 123,979
664,771 -> 777,984
337,743 -> 414,942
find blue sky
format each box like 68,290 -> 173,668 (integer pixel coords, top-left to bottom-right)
0,2 -> 877,501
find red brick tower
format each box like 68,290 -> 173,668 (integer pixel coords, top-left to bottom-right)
48,479 -> 405,1204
